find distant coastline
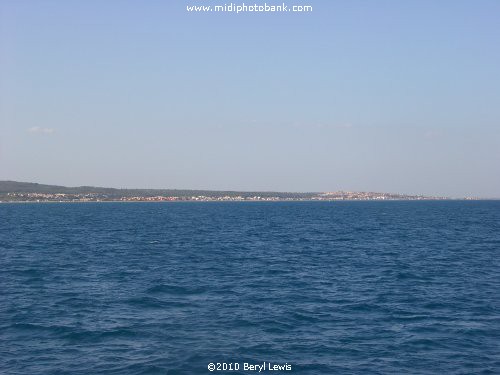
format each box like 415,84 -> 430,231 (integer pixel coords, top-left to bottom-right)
0,180 -> 478,203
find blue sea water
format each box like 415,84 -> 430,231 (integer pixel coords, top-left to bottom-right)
1,201 -> 500,374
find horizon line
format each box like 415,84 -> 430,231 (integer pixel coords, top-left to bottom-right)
2,179 -> 497,200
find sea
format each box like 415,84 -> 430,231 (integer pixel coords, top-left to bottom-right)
1,201 -> 499,374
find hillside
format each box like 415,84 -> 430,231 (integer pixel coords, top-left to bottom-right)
0,181 -> 315,200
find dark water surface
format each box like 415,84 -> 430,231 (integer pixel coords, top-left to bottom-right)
1,201 -> 499,374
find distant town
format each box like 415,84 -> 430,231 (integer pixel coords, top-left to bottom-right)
2,191 -> 449,202
0,181 -> 462,203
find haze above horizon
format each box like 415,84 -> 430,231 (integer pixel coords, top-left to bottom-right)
1,1 -> 499,198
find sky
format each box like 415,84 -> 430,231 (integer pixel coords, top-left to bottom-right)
1,0 -> 499,197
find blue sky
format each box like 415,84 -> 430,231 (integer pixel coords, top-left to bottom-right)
1,0 -> 499,197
